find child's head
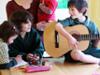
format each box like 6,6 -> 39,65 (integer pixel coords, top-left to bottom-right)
9,10 -> 33,32
68,0 -> 88,18
0,21 -> 18,44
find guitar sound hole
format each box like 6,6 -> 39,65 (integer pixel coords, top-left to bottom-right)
72,34 -> 80,41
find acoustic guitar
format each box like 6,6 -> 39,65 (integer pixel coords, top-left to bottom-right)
43,22 -> 100,57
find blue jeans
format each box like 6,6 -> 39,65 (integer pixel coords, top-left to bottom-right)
83,48 -> 100,58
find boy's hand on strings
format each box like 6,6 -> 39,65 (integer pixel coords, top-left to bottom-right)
68,36 -> 79,50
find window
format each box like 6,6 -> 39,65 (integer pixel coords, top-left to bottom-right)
55,0 -> 70,20
57,0 -> 68,9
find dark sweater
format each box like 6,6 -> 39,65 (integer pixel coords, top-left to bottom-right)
8,28 -> 44,61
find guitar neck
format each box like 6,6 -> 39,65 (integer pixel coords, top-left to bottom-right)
79,34 -> 100,40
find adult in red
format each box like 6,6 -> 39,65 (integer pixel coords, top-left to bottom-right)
36,0 -> 58,36
38,0 -> 58,22
6,0 -> 40,28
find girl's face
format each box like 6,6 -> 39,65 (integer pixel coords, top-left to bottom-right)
69,6 -> 82,19
8,35 -> 18,44
21,19 -> 32,32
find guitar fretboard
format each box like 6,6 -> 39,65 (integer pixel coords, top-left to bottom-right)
79,34 -> 100,41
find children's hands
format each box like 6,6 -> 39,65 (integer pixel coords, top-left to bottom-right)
26,53 -> 40,65
68,36 -> 79,50
27,53 -> 40,61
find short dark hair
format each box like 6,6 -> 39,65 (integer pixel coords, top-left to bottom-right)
68,0 -> 88,15
9,10 -> 33,31
0,21 -> 18,42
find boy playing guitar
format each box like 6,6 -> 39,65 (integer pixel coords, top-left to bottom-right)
44,0 -> 100,65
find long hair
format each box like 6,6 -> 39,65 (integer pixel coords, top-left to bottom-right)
0,21 -> 18,42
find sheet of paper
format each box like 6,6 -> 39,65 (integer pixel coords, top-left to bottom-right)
43,51 -> 51,58
13,60 -> 28,68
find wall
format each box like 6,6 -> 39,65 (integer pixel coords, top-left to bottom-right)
0,0 -> 11,24
88,0 -> 100,29
88,0 -> 100,47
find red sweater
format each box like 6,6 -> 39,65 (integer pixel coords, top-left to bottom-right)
38,0 -> 58,22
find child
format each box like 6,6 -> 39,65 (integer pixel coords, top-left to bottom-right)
0,21 -> 19,69
55,0 -> 100,64
8,10 -> 44,65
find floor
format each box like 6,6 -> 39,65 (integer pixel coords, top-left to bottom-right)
0,57 -> 100,75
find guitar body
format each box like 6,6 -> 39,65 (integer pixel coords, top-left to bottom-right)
44,22 -> 89,57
